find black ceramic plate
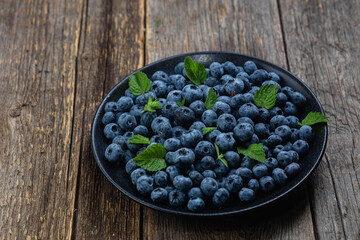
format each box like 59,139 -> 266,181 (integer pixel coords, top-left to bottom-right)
91,52 -> 328,217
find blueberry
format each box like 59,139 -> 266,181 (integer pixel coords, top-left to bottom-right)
259,176 -> 276,192
248,86 -> 259,95
105,143 -> 123,162
165,152 -> 176,164
102,112 -> 116,125
200,156 -> 216,170
237,117 -> 254,126
224,78 -> 244,95
277,151 -> 292,167
239,103 -> 259,120
117,113 -> 137,131
174,62 -> 185,75
151,70 -> 169,83
117,96 -> 133,112
269,106 -> 284,117
182,84 -> 203,103
288,150 -> 299,162
285,162 -> 301,177
125,159 -> 138,174
222,61 -> 238,76
210,62 -> 224,78
293,139 -> 309,155
136,175 -> 154,195
140,112 -> 157,128
187,197 -> 205,212
168,189 -> 187,207
215,133 -> 235,151
173,175 -> 193,191
236,71 -> 249,79
189,100 -> 206,117
123,150 -> 135,164
215,114 -> 236,133
162,138 -> 180,152
262,80 -> 281,90
166,165 -> 181,181
284,142 -> 293,151
217,96 -> 232,104
244,134 -> 260,148
172,126 -> 186,139
188,170 -> 204,186
150,135 -> 165,145
275,125 -> 291,141
195,141 -> 216,157
174,106 -> 195,128
252,164 -> 268,178
270,115 -> 289,130
205,76 -> 219,87
214,161 -> 229,177
151,81 -> 168,98
254,123 -> 270,139
130,168 -> 147,185
241,156 -> 255,169
289,91 -> 306,107
248,179 -> 260,192
151,116 -> 172,138
217,177 -> 226,188
299,125 -> 313,141
268,72 -> 280,83
229,94 -> 245,108
201,177 -> 218,196
105,101 -> 120,112
190,121 -> 206,131
213,101 -> 231,116
167,90 -> 183,102
213,84 -> 226,95
239,188 -> 256,202
187,187 -> 203,199
135,92 -> 157,106
281,86 -> 294,97
225,174 -> 243,193
265,157 -> 279,170
272,168 -> 288,185
133,125 -> 149,137
174,147 -> 196,167
290,128 -> 300,142
234,123 -> 254,142
202,110 -> 218,127
154,171 -> 168,187
167,84 -> 176,93
165,186 -> 174,193
151,187 -> 168,203
244,61 -> 258,74
125,88 -> 137,101
286,116 -> 299,128
206,129 -> 221,143
249,69 -> 268,86
169,74 -> 186,90
276,92 -> 288,107
212,188 -> 230,207
129,105 -> 144,122
224,151 -> 241,168
181,129 -> 203,147
202,170 -> 217,179
104,123 -> 122,139
199,85 -> 211,99
235,167 -> 253,182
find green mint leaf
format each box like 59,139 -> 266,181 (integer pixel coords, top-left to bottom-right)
215,143 -> 220,156
237,143 -> 266,163
143,95 -> 162,113
184,56 -> 207,86
218,154 -> 228,168
202,127 -> 217,135
133,144 -> 167,171
129,71 -> 151,96
177,98 -> 186,106
205,88 -> 217,110
253,84 -> 278,109
126,135 -> 151,144
299,112 -> 329,126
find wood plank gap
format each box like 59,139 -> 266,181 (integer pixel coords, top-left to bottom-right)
276,0 -> 290,70
307,180 -> 320,240
102,0 -> 113,98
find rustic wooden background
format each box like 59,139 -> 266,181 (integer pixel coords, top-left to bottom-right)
0,0 -> 359,239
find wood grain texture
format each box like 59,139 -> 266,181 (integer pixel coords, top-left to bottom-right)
70,0 -> 144,239
0,0 -> 83,239
144,0 -> 315,239
279,0 -> 360,239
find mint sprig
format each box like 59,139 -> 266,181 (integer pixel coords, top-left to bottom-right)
237,143 -> 266,163
126,135 -> 151,144
205,88 -> 217,110
253,84 -> 278,109
133,144 -> 167,171
299,112 -> 329,126
177,98 -> 186,106
215,144 -> 228,167
142,95 -> 162,113
202,127 -> 217,135
184,56 -> 207,86
129,71 -> 151,96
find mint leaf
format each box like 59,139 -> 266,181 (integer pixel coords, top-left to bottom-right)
205,88 -> 217,110
184,56 -> 207,86
177,98 -> 186,106
129,71 -> 151,96
133,144 -> 167,171
299,112 -> 329,126
253,84 -> 278,109
126,135 -> 151,144
202,127 -> 217,135
142,95 -> 162,113
215,144 -> 228,167
237,143 -> 266,163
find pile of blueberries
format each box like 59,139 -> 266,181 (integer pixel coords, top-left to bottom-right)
102,59 -> 313,212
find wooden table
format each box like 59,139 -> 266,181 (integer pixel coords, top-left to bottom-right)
1,0 -> 359,239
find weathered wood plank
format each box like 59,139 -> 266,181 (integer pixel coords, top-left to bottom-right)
0,0 -> 83,239
144,0 -> 315,239
279,0 -> 360,239
70,0 -> 145,239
